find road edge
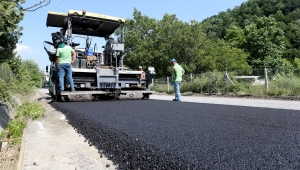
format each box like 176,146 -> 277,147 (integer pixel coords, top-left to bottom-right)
16,127 -> 26,170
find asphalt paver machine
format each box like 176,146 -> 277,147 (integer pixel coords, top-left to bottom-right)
44,10 -> 155,101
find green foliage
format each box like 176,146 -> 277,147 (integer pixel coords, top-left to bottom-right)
204,0 -> 300,69
119,9 -> 251,77
225,16 -> 286,69
200,40 -> 251,72
224,26 -> 245,48
22,59 -> 44,88
6,54 -> 23,77
244,16 -> 285,68
0,59 -> 44,140
0,78 -> 11,102
1,102 -> 45,141
6,117 -> 26,139
17,102 -> 45,120
180,72 -> 226,94
294,58 -> 300,70
0,0 -> 25,62
152,70 -> 300,97
267,74 -> 300,96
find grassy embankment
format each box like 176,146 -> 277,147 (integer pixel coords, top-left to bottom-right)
0,68 -> 45,143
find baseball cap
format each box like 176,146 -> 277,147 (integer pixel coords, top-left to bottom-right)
170,59 -> 176,63
139,66 -> 142,68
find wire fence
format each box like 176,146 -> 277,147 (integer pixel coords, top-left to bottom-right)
0,64 -> 13,83
152,68 -> 300,96
0,64 -> 19,169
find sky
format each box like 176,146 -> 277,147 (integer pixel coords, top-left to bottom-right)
15,0 -> 247,73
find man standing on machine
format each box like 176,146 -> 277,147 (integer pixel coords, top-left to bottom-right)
55,41 -> 76,92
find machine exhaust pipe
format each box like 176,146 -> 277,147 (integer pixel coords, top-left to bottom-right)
100,53 -> 104,65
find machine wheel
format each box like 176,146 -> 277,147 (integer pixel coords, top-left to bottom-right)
142,94 -> 150,99
117,95 -> 121,100
63,95 -> 70,102
52,94 -> 57,101
51,94 -> 62,102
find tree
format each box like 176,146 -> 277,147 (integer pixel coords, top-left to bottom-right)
22,59 -> 44,88
225,16 -> 286,68
117,9 -> 252,77
243,16 -> 285,68
0,0 -> 25,62
224,26 -> 245,48
209,40 -> 251,72
6,53 -> 23,78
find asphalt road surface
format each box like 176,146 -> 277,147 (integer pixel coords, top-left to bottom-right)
51,96 -> 300,169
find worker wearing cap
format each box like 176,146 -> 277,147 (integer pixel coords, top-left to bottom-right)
139,66 -> 146,79
170,59 -> 185,101
55,41 -> 76,92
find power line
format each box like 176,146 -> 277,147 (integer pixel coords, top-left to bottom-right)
53,0 -> 64,10
21,0 -> 51,12
21,0 -> 64,40
20,0 -> 40,26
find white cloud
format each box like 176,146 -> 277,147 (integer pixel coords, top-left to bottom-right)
14,43 -> 35,55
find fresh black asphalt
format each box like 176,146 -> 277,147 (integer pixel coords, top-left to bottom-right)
51,99 -> 300,169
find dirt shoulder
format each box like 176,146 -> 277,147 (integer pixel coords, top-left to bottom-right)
18,89 -> 116,170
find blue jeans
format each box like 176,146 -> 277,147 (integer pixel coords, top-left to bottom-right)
57,63 -> 75,91
173,81 -> 181,101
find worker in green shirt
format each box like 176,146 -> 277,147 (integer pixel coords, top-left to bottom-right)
170,59 -> 185,101
55,42 -> 76,92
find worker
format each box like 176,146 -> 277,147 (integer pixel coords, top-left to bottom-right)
139,66 -> 146,79
170,59 -> 185,101
55,41 -> 76,92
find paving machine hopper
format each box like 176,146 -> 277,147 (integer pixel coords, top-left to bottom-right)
44,10 -> 155,101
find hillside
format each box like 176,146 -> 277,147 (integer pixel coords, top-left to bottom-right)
203,0 -> 300,62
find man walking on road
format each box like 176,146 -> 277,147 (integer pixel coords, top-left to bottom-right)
170,59 -> 185,101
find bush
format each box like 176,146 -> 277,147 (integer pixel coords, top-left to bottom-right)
267,75 -> 300,96
6,118 -> 27,139
0,79 -> 11,102
17,102 -> 45,120
152,71 -> 300,97
1,102 -> 45,142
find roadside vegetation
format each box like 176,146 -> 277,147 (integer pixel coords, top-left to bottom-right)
0,1 -> 50,168
119,0 -> 300,97
1,102 -> 45,142
152,71 -> 300,97
0,56 -> 46,142
0,0 -> 299,168
0,57 -> 46,169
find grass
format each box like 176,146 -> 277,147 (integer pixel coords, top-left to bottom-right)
17,102 -> 45,120
152,72 -> 300,97
1,102 -> 45,143
0,64 -> 46,170
0,64 -> 46,143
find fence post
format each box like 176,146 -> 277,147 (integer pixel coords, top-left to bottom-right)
1,64 -> 3,80
2,64 -> 5,80
152,78 -> 154,87
225,71 -> 235,85
264,68 -> 268,91
167,76 -> 169,92
190,73 -> 192,83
